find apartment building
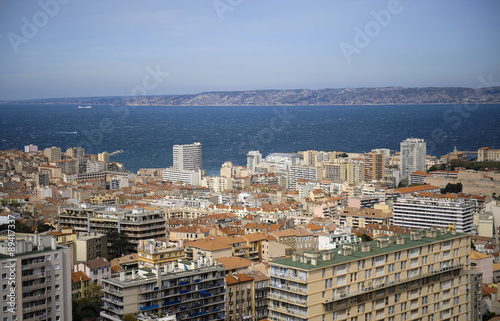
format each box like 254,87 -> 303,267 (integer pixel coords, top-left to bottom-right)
268,228 -> 472,321
137,239 -> 184,270
271,229 -> 318,254
0,234 -> 72,321
393,197 -> 474,233
169,225 -> 210,242
101,259 -> 226,321
364,152 -> 385,181
288,165 -> 324,190
400,138 -> 426,182
43,146 -> 61,162
325,162 -> 364,185
226,270 -> 269,321
173,142 -> 202,171
59,203 -> 166,244
340,207 -> 392,228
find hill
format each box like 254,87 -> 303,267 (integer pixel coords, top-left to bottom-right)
5,86 -> 500,106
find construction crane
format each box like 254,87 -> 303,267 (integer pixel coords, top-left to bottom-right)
109,150 -> 123,156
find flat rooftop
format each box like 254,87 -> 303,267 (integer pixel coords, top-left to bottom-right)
270,231 -> 468,271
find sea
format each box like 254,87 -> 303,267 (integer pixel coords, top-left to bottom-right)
0,104 -> 499,175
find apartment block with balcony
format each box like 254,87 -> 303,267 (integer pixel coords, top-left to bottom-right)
393,197 -> 474,233
226,270 -> 269,321
101,259 -> 226,321
137,239 -> 184,270
0,234 -> 72,321
59,203 -> 166,245
268,228 -> 472,321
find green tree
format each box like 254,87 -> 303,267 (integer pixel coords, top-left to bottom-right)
483,310 -> 496,321
427,165 -> 438,172
124,315 -> 139,321
72,297 -> 101,321
440,183 -> 463,194
357,233 -> 373,242
107,231 -> 135,260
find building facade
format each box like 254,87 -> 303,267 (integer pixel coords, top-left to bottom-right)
59,204 -> 166,244
0,234 -> 72,321
101,260 -> 226,321
393,197 -> 474,233
173,142 -> 202,171
268,229 -> 472,321
400,138 -> 426,182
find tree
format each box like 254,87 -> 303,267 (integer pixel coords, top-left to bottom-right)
357,233 -> 372,242
107,231 -> 135,260
482,310 -> 496,321
427,165 -> 438,172
440,183 -> 463,194
124,315 -> 138,321
72,297 -> 101,321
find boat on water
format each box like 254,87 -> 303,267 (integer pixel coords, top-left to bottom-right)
77,105 -> 92,109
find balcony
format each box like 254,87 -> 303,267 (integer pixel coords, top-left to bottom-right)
102,296 -> 124,306
270,282 -> 307,294
269,292 -> 307,306
23,272 -> 45,281
22,261 -> 45,270
23,292 -> 46,303
101,310 -> 123,321
324,263 -> 464,304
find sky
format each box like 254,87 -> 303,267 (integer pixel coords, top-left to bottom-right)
0,0 -> 499,100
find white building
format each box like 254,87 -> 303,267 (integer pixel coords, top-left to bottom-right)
247,150 -> 262,172
24,144 -> 38,153
86,160 -> 107,173
288,165 -> 324,190
173,142 -> 202,171
262,152 -> 304,172
400,138 -> 426,182
393,197 -> 474,232
163,167 -> 202,186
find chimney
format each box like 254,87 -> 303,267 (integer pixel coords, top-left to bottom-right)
119,271 -> 125,281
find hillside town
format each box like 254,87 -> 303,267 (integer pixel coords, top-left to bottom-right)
1,140 -> 500,321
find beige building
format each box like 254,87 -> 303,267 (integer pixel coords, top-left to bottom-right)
478,147 -> 500,161
202,175 -> 232,193
169,224 -> 210,241
44,146 -> 62,161
137,238 -> 184,270
271,228 -> 318,254
269,228 -> 472,321
340,207 -> 393,228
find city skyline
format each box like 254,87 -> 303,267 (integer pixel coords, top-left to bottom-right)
1,1 -> 500,100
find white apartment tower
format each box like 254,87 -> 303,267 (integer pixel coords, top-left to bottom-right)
247,150 -> 262,172
400,138 -> 426,182
173,142 -> 202,171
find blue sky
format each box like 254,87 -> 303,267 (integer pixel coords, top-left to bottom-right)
0,0 -> 499,100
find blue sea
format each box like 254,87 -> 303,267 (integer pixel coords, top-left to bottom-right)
0,104 -> 499,175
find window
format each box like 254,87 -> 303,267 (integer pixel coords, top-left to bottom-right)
1,263 -> 6,269
55,294 -> 60,301
55,264 -> 60,270
56,305 -> 60,311
1,273 -> 6,280
54,253 -> 59,259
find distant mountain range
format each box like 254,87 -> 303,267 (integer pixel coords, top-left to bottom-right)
4,86 -> 500,106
